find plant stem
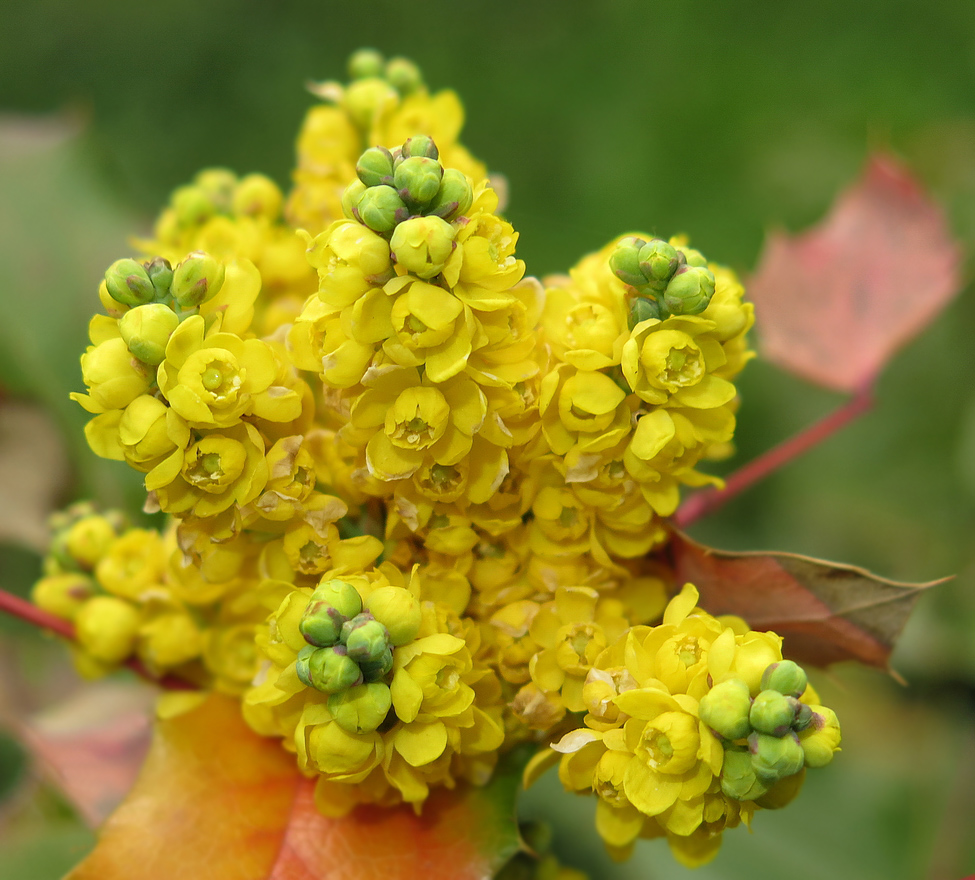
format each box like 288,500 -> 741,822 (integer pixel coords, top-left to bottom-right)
0,587 -> 197,691
674,383 -> 875,529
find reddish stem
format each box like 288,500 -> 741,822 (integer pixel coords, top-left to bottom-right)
0,587 -> 197,691
674,383 -> 875,529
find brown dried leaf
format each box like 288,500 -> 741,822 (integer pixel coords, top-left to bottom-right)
748,154 -> 963,392
669,530 -> 944,670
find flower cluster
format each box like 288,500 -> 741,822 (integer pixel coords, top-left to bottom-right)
36,50 -> 842,869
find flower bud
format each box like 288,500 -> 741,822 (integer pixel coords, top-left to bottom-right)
365,586 -> 421,646
65,516 -> 117,569
798,706 -> 841,768
720,748 -> 768,802
628,295 -> 663,328
394,156 -> 444,208
401,135 -> 439,161
661,266 -> 715,315
139,612 -> 203,669
104,259 -> 155,307
793,702 -> 814,732
677,245 -> 709,268
75,596 -> 141,665
344,78 -> 397,130
172,186 -> 217,228
171,252 -> 226,309
749,689 -> 798,737
32,573 -> 96,620
144,257 -> 174,298
328,682 -> 392,734
342,613 -> 390,664
341,179 -> 367,220
300,602 -> 347,648
638,240 -> 680,289
760,660 -> 807,698
390,215 -> 455,279
232,174 -> 283,219
356,184 -> 409,233
750,731 -> 805,783
359,645 -> 394,682
356,146 -> 395,188
427,168 -> 474,220
295,644 -> 316,687
308,645 -> 363,694
699,678 -> 752,740
119,303 -> 180,365
609,238 -> 647,288
386,57 -> 423,95
313,579 -> 363,619
195,169 -> 237,211
348,48 -> 385,80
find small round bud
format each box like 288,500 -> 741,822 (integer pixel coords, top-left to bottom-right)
342,613 -> 391,664
171,252 -> 226,309
749,689 -> 798,737
389,215 -> 455,279
428,169 -> 474,220
356,185 -> 409,233
359,645 -> 394,682
638,240 -> 680,289
64,516 -> 117,570
720,748 -> 768,802
348,48 -> 385,81
295,644 -> 316,688
119,303 -> 180,365
750,731 -> 805,784
385,57 -> 423,95
171,186 -> 217,228
32,573 -> 96,621
761,660 -> 808,698
356,146 -> 396,188
401,135 -> 439,161
328,682 -> 392,734
661,266 -> 715,316
628,295 -> 663,328
798,706 -> 841,768
341,179 -> 367,220
793,702 -> 815,732
344,78 -> 397,130
366,586 -> 422,646
300,604 -> 346,649
144,257 -> 174,299
394,156 -> 444,208
308,645 -> 363,694
232,174 -> 283,219
609,240 -> 647,288
104,259 -> 155,307
194,169 -> 237,210
699,678 -> 753,740
313,579 -> 364,618
677,245 -> 709,268
75,596 -> 141,665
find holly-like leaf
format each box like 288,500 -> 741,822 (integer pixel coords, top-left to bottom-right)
668,530 -> 945,670
748,154 -> 963,392
65,693 -> 524,880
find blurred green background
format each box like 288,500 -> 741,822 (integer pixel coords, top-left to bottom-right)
1,1 -> 974,878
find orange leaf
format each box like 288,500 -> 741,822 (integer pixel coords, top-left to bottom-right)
669,530 -> 944,670
65,693 -> 523,880
748,154 -> 963,392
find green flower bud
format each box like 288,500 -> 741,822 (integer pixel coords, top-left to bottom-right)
720,748 -> 768,802
401,135 -> 439,161
760,660 -> 808,698
119,303 -> 180,366
359,645 -> 394,682
356,146 -> 396,188
341,179 -> 367,220
312,579 -> 364,619
348,48 -> 385,81
104,259 -> 155,307
75,595 -> 141,665
355,184 -> 409,233
638,240 -> 680,289
661,266 -> 715,316
64,515 -> 117,569
677,246 -> 709,268
390,215 -> 455,279
699,678 -> 753,740
194,169 -> 237,210
308,645 -> 363,694
609,238 -> 648,288
32,573 -> 96,621
394,156 -> 444,208
171,252 -> 226,309
342,613 -> 390,664
754,767 -> 806,810
328,682 -> 392,734
365,586 -> 422,647
628,295 -> 663,328
750,731 -> 805,783
295,644 -> 317,688
232,174 -> 283,219
144,257 -> 174,299
385,57 -> 423,95
299,602 -> 346,648
172,186 -> 217,228
344,78 -> 397,130
798,706 -> 841,768
749,689 -> 798,737
793,702 -> 815,732
428,168 -> 474,220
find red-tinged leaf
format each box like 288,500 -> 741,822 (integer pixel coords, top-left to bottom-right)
748,154 -> 963,392
668,530 -> 945,670
66,693 -> 524,880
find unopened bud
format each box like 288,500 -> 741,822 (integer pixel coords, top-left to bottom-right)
359,645 -> 394,682
628,295 -> 663,328
328,682 -> 392,734
677,246 -> 709,268
793,702 -> 814,732
104,259 -> 155,307
394,156 -> 444,208
720,748 -> 768,801
749,689 -> 798,737
32,573 -> 96,621
64,516 -> 117,570
357,146 -> 396,188
75,596 -> 141,665
171,252 -> 225,309
661,266 -> 715,315
144,257 -> 174,299
341,179 -> 367,220
342,613 -> 390,664
348,48 -> 385,81
750,731 -> 804,783
761,660 -> 807,698
194,169 -> 237,212
401,135 -> 439,161
295,644 -> 316,687
232,174 -> 283,219
300,596 -> 348,649
356,185 -> 409,233
390,215 -> 455,279
344,78 -> 397,130
798,706 -> 841,768
365,586 -> 421,646
172,186 -> 217,228
699,678 -> 753,740
119,303 -> 180,365
609,238 -> 647,288
428,168 -> 474,220
638,240 -> 680,289
308,645 -> 363,694
386,57 -> 423,95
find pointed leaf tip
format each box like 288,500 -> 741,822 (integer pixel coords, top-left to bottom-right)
748,153 -> 964,392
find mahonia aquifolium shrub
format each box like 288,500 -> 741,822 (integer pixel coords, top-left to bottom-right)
33,49 -> 840,869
